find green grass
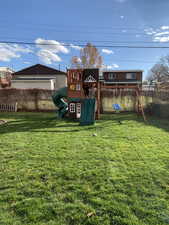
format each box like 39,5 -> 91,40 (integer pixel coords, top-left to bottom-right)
1,112 -> 169,225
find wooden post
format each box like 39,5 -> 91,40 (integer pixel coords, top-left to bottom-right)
135,88 -> 146,122
96,81 -> 101,120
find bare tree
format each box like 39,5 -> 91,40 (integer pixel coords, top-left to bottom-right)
147,55 -> 169,82
71,43 -> 103,69
71,56 -> 82,69
0,71 -> 12,88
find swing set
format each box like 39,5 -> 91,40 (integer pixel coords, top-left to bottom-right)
53,69 -> 146,124
102,83 -> 146,122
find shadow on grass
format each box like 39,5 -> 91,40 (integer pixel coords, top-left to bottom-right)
0,113 -> 99,134
31,127 -> 97,133
100,112 -> 169,133
0,112 -> 169,134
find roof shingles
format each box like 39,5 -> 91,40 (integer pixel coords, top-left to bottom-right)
12,64 -> 66,76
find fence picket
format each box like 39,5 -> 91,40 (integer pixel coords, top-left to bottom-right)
0,102 -> 18,112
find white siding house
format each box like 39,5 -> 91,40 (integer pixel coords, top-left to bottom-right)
12,64 -> 67,90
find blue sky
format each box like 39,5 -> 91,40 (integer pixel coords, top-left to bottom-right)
1,0 -> 169,79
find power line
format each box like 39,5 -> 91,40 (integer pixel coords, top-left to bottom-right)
1,40 -> 169,49
57,40 -> 169,44
0,20 -> 151,30
0,22 -> 156,36
0,37 -> 169,45
107,59 -> 156,63
0,26 -> 151,36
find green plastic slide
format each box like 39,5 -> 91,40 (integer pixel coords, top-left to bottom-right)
52,87 -> 68,118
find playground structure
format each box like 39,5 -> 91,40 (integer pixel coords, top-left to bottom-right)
67,68 -> 100,121
52,68 -> 146,124
52,68 -> 100,125
52,87 -> 68,118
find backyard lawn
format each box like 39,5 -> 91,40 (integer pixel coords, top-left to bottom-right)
1,112 -> 169,225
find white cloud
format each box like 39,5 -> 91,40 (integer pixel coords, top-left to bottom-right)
37,50 -> 61,64
103,64 -> 119,69
0,48 -> 19,61
120,15 -> 124,19
122,29 -> 127,33
0,43 -> 32,62
136,34 -> 141,38
35,38 -> 69,64
102,49 -> 114,55
161,26 -> 169,30
35,38 -> 69,54
144,26 -> 169,43
70,44 -> 82,50
23,61 -> 31,64
10,44 -> 33,53
153,36 -> 169,42
144,28 -> 158,36
115,0 -> 126,2
154,31 -> 169,37
101,64 -> 107,69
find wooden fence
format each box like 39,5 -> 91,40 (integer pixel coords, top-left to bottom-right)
0,88 -> 169,117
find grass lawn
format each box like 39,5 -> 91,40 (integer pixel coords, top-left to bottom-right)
0,112 -> 169,225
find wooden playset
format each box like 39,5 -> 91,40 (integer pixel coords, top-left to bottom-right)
67,68 -> 101,121
52,69 -> 146,124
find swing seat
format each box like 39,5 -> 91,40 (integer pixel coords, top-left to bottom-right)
113,104 -> 121,111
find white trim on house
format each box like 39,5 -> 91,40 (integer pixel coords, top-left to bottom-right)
50,79 -> 55,90
104,81 -> 142,84
12,80 -> 52,83
12,79 -> 56,90
102,70 -> 144,73
17,75 -> 57,79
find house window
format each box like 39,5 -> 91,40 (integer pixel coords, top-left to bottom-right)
108,73 -> 116,80
126,73 -> 136,79
70,103 -> 75,113
76,84 -> 81,91
71,72 -> 81,82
